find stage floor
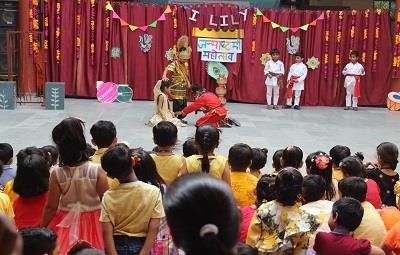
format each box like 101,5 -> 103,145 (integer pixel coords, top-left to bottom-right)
1,99 -> 399,174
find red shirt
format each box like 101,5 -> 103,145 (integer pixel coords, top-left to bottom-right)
314,232 -> 371,255
239,206 -> 256,243
182,92 -> 227,116
14,192 -> 48,229
365,179 -> 382,209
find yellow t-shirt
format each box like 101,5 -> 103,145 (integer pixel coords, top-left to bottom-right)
186,155 -> 227,178
231,172 -> 258,208
332,167 -> 344,181
100,181 -> 165,237
3,180 -> 18,205
0,192 -> 14,218
150,154 -> 183,185
90,148 -> 120,189
354,201 -> 386,246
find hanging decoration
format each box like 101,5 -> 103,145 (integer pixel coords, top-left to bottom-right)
106,2 -> 171,32
139,34 -> 153,53
323,10 -> 330,79
306,57 -> 320,70
90,0 -> 96,65
251,10 -> 257,63
186,7 -> 248,27
335,11 -> 344,77
76,0 -> 81,59
362,10 -> 369,63
260,52 -> 271,65
165,48 -> 175,61
192,28 -> 244,39
104,1 -> 111,65
286,35 -> 300,55
255,8 -> 324,32
393,10 -> 400,78
172,5 -> 177,52
350,10 -> 356,51
55,0 -> 61,63
43,0 -> 49,53
28,0 -> 33,56
29,0 -> 39,63
110,47 -> 122,60
372,9 -> 381,72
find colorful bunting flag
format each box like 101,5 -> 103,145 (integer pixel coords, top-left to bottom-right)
271,22 -> 280,29
158,13 -> 166,21
300,24 -> 309,31
129,25 -> 138,31
112,11 -> 120,19
120,19 -> 129,26
290,27 -> 300,32
139,26 -> 148,31
255,8 -> 263,16
262,16 -> 270,23
164,5 -> 172,14
310,20 -> 317,26
317,12 -> 325,20
149,21 -> 158,28
280,26 -> 289,32
105,3 -> 113,11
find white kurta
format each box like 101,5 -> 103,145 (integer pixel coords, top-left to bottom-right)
342,62 -> 365,87
287,62 -> 308,91
264,60 -> 285,86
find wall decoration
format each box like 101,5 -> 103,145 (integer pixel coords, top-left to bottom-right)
139,34 -> 153,53
186,7 -> 248,27
372,9 -> 382,72
45,82 -> 65,110
350,10 -> 357,51
362,10 -> 369,63
106,2 -> 171,32
323,10 -> 330,79
255,8 -> 324,32
76,0 -> 81,59
260,53 -> 271,65
393,10 -> 400,78
55,0 -> 61,63
165,48 -> 175,61
96,82 -> 119,103
192,28 -> 244,39
197,38 -> 242,63
207,62 -> 229,104
335,11 -> 344,77
172,5 -> 177,51
104,1 -> 111,65
90,0 -> 96,65
286,35 -> 300,55
201,51 -> 237,62
43,0 -> 49,52
251,11 -> 257,63
110,47 -> 122,60
306,57 -> 320,70
0,81 -> 16,110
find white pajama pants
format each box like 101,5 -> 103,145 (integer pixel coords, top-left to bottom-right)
345,84 -> 358,107
286,90 -> 302,106
266,85 -> 279,105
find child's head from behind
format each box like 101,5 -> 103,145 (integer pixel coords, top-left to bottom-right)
310,152 -> 335,200
305,151 -> 324,175
183,138 -> 198,158
270,48 -> 280,61
255,174 -> 277,207
302,175 -> 327,203
276,167 -> 303,206
272,149 -> 284,172
19,227 -> 58,255
0,143 -> 13,165
160,80 -> 171,94
228,143 -> 252,172
153,121 -> 178,147
340,156 -> 365,178
329,197 -> 364,232
377,142 -> 399,170
338,176 -> 367,202
90,120 -> 117,149
14,147 -> 50,198
281,146 -> 303,169
130,148 -> 165,188
195,125 -> 220,173
235,243 -> 258,255
164,173 -> 239,255
52,117 -> 88,166
101,143 -> 133,179
250,148 -> 268,171
329,145 -> 351,167
41,145 -> 59,166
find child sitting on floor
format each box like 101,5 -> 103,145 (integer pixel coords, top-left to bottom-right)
271,149 -> 283,175
151,121 -> 187,186
0,143 -> 16,186
100,143 -> 164,255
313,197 -> 384,255
330,145 -> 351,182
310,152 -> 338,201
229,143 -> 258,208
249,148 -> 268,178
19,227 -> 59,255
280,145 -> 303,170
182,137 -> 198,158
338,177 -> 386,246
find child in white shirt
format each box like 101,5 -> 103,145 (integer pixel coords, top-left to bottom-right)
342,50 -> 365,111
284,52 -> 308,110
264,48 -> 284,110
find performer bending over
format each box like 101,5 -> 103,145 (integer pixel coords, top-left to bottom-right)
162,35 -> 192,123
342,50 -> 365,111
175,84 -> 228,128
284,52 -> 308,110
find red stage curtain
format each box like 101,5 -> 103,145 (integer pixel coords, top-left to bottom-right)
45,1 -> 392,106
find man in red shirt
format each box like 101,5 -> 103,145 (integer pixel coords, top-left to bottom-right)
175,84 -> 228,128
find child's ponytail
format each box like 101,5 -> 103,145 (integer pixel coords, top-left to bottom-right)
200,134 -> 211,173
195,125 -> 220,174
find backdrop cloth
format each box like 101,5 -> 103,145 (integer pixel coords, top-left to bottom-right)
45,1 -> 392,106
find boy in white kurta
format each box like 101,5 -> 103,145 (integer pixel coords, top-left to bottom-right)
264,49 -> 285,110
342,51 -> 365,111
284,52 -> 308,110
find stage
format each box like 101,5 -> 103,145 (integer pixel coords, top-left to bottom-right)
1,99 -> 399,174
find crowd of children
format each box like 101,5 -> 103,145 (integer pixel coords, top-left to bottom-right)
264,49 -> 365,110
0,118 -> 399,255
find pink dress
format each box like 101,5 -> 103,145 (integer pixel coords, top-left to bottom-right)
239,206 -> 256,243
48,162 -> 104,254
365,179 -> 382,209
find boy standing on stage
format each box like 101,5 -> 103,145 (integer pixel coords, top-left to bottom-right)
342,50 -> 365,111
284,52 -> 308,110
264,48 -> 284,110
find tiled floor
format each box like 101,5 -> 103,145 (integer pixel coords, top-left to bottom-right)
1,99 -> 399,174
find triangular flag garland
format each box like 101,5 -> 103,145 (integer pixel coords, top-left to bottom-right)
255,8 -> 324,32
106,4 -> 171,32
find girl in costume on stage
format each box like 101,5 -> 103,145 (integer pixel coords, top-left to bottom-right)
342,50 -> 365,111
41,117 -> 108,254
284,52 -> 308,110
147,80 -> 186,127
